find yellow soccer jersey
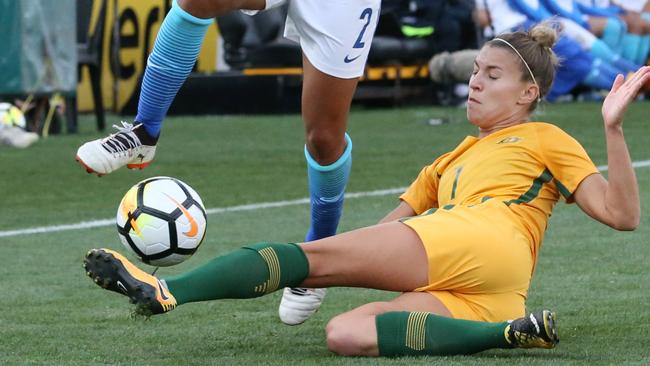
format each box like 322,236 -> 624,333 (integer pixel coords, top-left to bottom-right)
400,122 -> 599,254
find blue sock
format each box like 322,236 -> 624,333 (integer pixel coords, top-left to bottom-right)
597,58 -> 625,79
612,55 -> 640,73
590,39 -> 616,63
304,133 -> 352,242
583,59 -> 617,90
135,1 -> 212,138
637,35 -> 650,65
601,18 -> 625,53
643,14 -> 650,65
622,33 -> 642,65
591,40 -> 639,72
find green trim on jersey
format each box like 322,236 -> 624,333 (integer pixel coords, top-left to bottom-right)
505,169 -> 553,206
554,179 -> 572,199
451,166 -> 463,200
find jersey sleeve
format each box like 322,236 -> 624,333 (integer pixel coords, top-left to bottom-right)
399,153 -> 449,214
538,124 -> 600,203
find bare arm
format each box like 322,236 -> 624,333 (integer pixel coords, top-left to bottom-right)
573,67 -> 649,230
474,8 -> 491,29
378,201 -> 416,224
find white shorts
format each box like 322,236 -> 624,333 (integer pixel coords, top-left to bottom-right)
284,0 -> 381,79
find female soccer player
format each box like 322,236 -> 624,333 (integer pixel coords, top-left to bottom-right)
84,24 -> 646,357
75,0 -> 381,324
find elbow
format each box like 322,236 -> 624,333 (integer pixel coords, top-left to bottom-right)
610,214 -> 641,231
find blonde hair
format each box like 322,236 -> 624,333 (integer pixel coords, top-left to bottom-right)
487,23 -> 559,110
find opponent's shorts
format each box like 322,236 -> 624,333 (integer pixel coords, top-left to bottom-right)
284,0 -> 381,79
401,200 -> 535,322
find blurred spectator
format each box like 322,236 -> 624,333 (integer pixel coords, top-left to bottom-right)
613,0 -> 650,64
543,0 -> 650,65
474,0 -> 628,100
507,0 -> 640,72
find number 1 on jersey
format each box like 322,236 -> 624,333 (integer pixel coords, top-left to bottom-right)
451,166 -> 463,200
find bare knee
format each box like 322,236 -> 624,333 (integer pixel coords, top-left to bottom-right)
178,0 -> 264,18
627,19 -> 644,34
325,303 -> 389,357
304,129 -> 347,164
325,316 -> 372,356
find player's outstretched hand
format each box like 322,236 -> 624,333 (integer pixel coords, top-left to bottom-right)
602,66 -> 650,129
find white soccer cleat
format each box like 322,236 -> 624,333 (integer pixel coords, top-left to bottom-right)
278,287 -> 327,325
76,122 -> 156,176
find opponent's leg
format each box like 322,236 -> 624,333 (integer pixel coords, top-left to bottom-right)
325,292 -> 559,357
279,56 -> 359,324
76,0 -> 265,175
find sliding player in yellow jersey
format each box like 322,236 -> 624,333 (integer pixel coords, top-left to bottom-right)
84,23 -> 647,357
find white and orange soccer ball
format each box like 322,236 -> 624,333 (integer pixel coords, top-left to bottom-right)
116,177 -> 207,266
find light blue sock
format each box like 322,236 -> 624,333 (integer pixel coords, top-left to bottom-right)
305,133 -> 352,242
601,18 -> 625,53
637,35 -> 650,65
643,14 -> 650,65
597,58 -> 625,80
135,1 -> 212,138
583,59 -> 617,90
591,39 -> 639,72
622,33 -> 642,65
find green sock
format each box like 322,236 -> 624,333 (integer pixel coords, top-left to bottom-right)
163,242 -> 309,304
376,311 -> 511,356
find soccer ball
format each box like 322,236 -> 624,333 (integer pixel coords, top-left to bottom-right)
116,176 -> 207,266
0,102 -> 27,129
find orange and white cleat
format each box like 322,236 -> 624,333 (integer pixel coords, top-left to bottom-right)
84,248 -> 176,316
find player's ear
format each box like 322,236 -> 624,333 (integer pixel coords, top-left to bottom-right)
517,83 -> 539,105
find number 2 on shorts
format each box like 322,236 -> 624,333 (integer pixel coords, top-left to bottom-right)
353,8 -> 373,49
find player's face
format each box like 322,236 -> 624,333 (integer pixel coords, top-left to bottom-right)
466,45 -> 534,131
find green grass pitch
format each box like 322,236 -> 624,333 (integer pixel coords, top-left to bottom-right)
0,102 -> 649,365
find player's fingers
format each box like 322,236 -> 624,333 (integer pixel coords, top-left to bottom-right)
623,66 -> 650,96
625,66 -> 650,89
609,74 -> 625,94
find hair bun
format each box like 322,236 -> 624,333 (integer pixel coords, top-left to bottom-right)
528,23 -> 558,49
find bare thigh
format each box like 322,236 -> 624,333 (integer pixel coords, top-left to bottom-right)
587,16 -> 609,37
325,292 -> 452,356
301,55 -> 359,165
299,221 -> 429,291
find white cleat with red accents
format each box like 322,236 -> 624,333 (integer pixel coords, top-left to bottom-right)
76,122 -> 156,176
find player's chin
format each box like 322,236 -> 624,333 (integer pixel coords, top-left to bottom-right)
466,108 -> 482,126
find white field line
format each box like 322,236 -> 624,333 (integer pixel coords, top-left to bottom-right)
1,160 -> 649,239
